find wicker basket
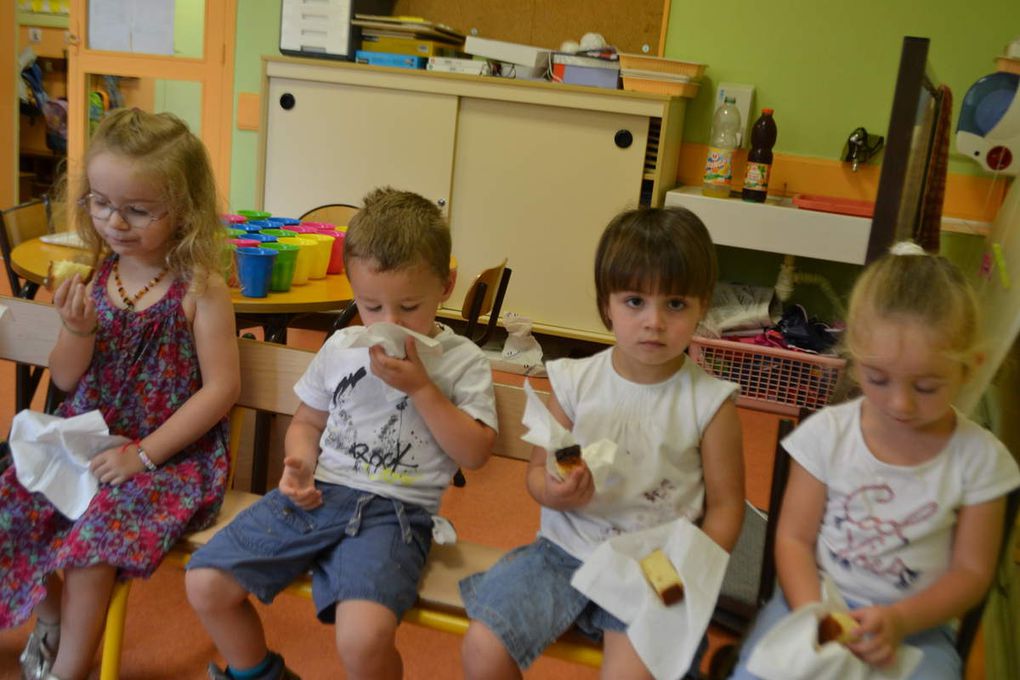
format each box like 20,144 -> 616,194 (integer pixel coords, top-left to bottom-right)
689,337 -> 846,416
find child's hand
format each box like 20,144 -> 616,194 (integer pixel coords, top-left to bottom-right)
53,274 -> 97,337
368,337 -> 431,397
279,457 -> 323,509
544,464 -> 594,510
846,605 -> 906,668
90,444 -> 145,485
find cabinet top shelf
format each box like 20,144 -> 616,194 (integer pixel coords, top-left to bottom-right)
264,55 -> 680,118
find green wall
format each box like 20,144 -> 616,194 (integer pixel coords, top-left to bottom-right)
229,0 -> 281,212
664,0 -> 1020,175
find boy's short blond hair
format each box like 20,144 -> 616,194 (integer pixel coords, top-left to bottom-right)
343,187 -> 451,282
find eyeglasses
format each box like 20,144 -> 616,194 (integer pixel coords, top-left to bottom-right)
79,193 -> 168,229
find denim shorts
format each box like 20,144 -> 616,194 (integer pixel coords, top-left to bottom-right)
459,537 -> 626,669
187,483 -> 432,622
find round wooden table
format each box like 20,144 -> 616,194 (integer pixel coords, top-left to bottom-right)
9,237 -> 354,315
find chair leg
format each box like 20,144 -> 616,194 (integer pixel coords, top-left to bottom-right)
453,468 -> 466,487
464,282 -> 487,344
99,579 -> 132,680
475,268 -> 512,347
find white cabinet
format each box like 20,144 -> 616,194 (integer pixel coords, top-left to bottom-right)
259,57 -> 687,341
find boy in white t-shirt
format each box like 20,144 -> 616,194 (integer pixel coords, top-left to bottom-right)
186,188 -> 498,680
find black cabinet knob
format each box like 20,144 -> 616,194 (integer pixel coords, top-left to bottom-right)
280,93 -> 295,110
614,129 -> 633,149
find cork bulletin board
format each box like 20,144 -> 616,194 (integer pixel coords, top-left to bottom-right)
392,0 -> 668,55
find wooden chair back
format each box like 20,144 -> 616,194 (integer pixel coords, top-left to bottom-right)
461,260 -> 512,346
0,197 -> 51,297
299,203 -> 359,226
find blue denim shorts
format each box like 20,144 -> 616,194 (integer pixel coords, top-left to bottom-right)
459,537 -> 625,669
187,483 -> 432,622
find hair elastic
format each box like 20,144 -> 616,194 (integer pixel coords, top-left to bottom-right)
889,240 -> 926,256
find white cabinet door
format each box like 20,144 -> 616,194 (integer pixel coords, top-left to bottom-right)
449,97 -> 649,340
264,77 -> 458,217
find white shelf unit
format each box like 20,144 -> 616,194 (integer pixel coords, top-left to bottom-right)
664,186 -> 871,265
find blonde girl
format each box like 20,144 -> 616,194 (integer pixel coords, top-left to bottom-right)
0,108 -> 240,680
730,242 -> 1020,680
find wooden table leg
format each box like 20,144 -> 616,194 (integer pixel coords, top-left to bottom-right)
249,315 -> 291,494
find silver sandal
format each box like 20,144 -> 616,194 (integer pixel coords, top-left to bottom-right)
19,619 -> 59,680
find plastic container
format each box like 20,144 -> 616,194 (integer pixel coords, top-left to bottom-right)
702,97 -> 741,198
324,231 -> 346,274
302,233 -> 335,279
276,236 -> 316,285
262,242 -> 299,292
792,194 -> 876,218
688,336 -> 846,415
235,247 -> 277,298
742,109 -> 777,203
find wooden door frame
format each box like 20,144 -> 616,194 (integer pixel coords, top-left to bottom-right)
66,0 -> 236,203
1,4 -> 16,208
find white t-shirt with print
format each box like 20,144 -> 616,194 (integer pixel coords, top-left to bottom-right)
784,397 -> 1020,605
539,348 -> 739,560
294,324 -> 498,514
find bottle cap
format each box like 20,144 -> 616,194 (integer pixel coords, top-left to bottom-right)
763,108 -> 774,115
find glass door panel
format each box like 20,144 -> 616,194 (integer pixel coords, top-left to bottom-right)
82,73 -> 203,140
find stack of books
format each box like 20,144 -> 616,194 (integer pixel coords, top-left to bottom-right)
550,51 -> 620,90
354,14 -> 464,70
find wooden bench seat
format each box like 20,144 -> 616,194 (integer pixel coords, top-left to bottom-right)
0,295 -> 603,679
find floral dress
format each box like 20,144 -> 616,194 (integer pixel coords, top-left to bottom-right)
0,257 -> 229,627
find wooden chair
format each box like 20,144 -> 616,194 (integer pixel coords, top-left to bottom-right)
0,197 -> 56,411
461,259 -> 512,347
0,196 -> 52,299
299,203 -> 359,226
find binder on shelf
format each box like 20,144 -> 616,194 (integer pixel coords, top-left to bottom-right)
279,0 -> 396,61
352,14 -> 465,43
354,50 -> 427,69
361,33 -> 460,57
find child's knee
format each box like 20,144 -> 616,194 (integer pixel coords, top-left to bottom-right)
334,601 -> 399,666
185,567 -> 244,611
462,622 -> 512,672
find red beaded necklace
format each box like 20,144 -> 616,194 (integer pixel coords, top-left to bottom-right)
113,257 -> 168,310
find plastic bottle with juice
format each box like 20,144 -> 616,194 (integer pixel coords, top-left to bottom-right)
702,96 -> 741,198
742,109 -> 778,203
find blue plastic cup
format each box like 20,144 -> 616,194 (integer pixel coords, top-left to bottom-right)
235,247 -> 277,298
266,216 -> 301,227
246,232 -> 278,243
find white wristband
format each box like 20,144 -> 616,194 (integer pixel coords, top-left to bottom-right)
136,444 -> 158,472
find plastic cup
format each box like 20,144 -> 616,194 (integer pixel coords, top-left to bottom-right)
266,216 -> 301,227
300,221 -> 335,230
262,242 -> 299,292
302,233 -> 335,279
221,213 -> 248,224
276,236 -> 316,285
235,247 -> 277,298
237,209 -> 271,220
235,222 -> 265,234
246,233 -> 278,244
259,228 -> 294,239
226,228 -> 246,238
244,220 -> 274,230
324,230 -> 346,274
282,225 -> 321,235
227,238 -> 260,248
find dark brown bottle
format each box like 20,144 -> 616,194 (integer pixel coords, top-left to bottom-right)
742,109 -> 777,203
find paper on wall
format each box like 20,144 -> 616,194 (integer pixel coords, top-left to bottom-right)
10,410 -> 130,519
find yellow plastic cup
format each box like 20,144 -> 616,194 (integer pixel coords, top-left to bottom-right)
276,236 -> 316,285
302,233 -> 335,279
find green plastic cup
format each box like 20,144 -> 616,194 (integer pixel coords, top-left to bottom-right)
262,242 -> 299,292
237,209 -> 271,220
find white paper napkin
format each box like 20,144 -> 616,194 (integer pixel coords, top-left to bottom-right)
519,380 -> 619,492
571,518 -> 729,680
746,576 -> 922,680
10,410 -> 130,519
346,322 -> 442,359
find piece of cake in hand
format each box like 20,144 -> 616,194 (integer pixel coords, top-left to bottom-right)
817,611 -> 858,646
640,548 -> 685,605
45,260 -> 94,291
553,444 -> 583,478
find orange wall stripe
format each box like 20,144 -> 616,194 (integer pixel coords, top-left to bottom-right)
236,92 -> 260,131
